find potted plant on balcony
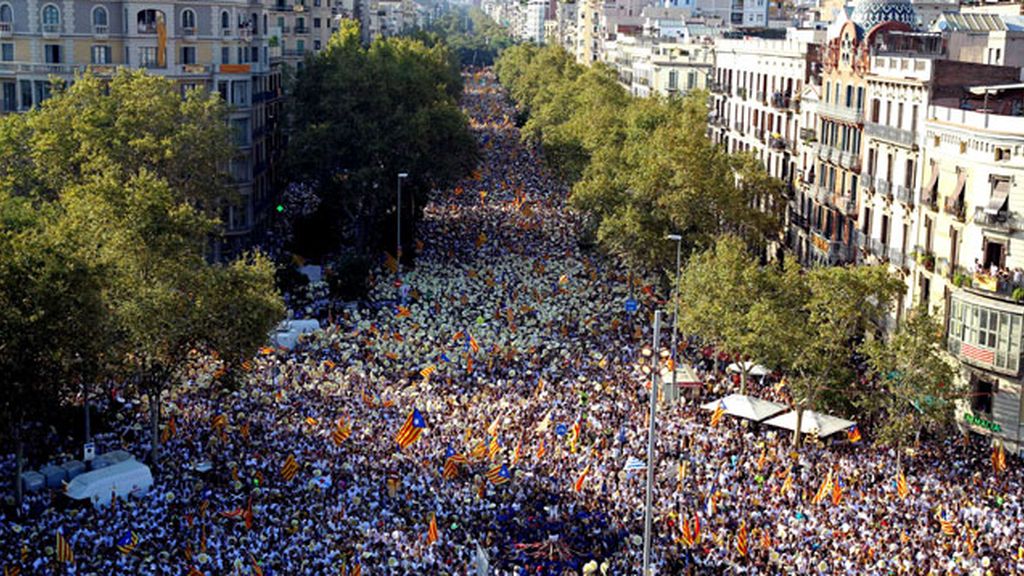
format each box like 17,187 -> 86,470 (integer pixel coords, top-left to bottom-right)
915,251 -> 935,272
1013,287 -> 1024,303
952,271 -> 970,288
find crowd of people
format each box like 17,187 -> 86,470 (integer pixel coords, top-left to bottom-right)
0,69 -> 1022,576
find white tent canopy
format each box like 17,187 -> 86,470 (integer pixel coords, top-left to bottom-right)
726,361 -> 770,377
659,364 -> 702,387
699,394 -> 788,422
761,409 -> 856,438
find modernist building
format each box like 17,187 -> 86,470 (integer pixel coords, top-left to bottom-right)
0,0 -> 284,258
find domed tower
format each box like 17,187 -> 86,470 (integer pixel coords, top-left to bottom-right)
849,0 -> 918,32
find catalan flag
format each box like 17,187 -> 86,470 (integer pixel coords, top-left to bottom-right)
351,562 -> 362,576
211,414 -> 228,430
281,454 -> 300,482
831,475 -> 843,506
470,441 -> 488,460
511,438 -> 522,466
573,464 -> 591,493
756,449 -> 767,471
710,402 -> 726,427
332,419 -> 352,446
469,334 -> 480,354
305,416 -> 319,427
691,516 -> 701,544
896,470 -> 909,499
250,554 -> 264,576
993,442 -> 1007,474
187,567 -> 204,576
812,471 -> 833,506
781,471 -> 794,495
486,416 -> 501,437
443,453 -> 468,480
734,522 -> 748,557
485,463 -> 511,485
395,408 -> 426,449
488,436 -> 501,460
420,364 -> 437,380
679,515 -> 694,546
4,566 -> 21,576
535,439 -> 546,460
940,513 -> 956,537
427,513 -> 439,545
847,424 -> 862,443
55,531 -> 74,564
116,530 -> 139,555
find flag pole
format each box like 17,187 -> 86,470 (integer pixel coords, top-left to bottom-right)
642,311 -> 662,575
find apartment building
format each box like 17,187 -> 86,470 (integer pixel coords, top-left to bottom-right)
709,32 -> 822,260
660,0 -> 768,27
605,34 -> 713,96
917,93 -> 1024,453
0,0 -> 284,259
266,0 -> 337,69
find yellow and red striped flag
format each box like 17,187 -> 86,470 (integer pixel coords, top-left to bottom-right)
511,438 -> 523,466
55,531 -> 74,564
573,464 -> 591,493
394,408 -> 426,450
250,554 -> 264,576
781,471 -> 794,495
831,475 -> 843,506
280,454 -> 299,482
470,441 -> 488,460
940,515 -> 956,537
896,470 -> 909,499
304,416 -> 319,427
4,566 -> 22,576
332,419 -> 352,446
812,471 -> 833,505
427,513 -> 439,545
488,436 -> 501,460
734,522 -> 748,557
993,442 -> 1007,474
756,449 -> 767,471
420,364 -> 437,380
710,403 -> 726,427
535,439 -> 546,460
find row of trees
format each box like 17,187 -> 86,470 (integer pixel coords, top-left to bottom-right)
676,236 -> 959,454
424,6 -> 514,67
285,21 -> 478,273
0,72 -> 285,502
493,44 -> 959,455
495,44 -> 785,275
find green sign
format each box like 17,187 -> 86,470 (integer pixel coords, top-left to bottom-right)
963,411 -> 1002,433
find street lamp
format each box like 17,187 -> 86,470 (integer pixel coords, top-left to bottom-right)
665,234 -> 682,401
396,172 -> 409,282
642,310 -> 662,576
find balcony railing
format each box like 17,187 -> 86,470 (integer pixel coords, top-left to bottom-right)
944,197 -> 965,221
92,25 -> 108,36
973,208 -> 1020,231
800,127 -> 816,142
815,185 -> 832,206
137,23 -> 158,34
769,136 -> 788,151
0,22 -> 11,38
771,91 -> 794,110
294,26 -> 309,34
840,151 -> 861,172
817,144 -> 837,163
869,238 -> 886,258
860,174 -> 875,196
817,101 -> 864,124
875,178 -> 891,197
921,189 -> 938,212
183,26 -> 196,37
888,246 -> 906,268
864,121 -> 917,149
42,22 -> 60,35
894,184 -> 914,205
840,195 -> 857,215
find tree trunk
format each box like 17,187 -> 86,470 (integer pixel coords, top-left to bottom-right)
83,379 -> 92,443
896,442 -> 902,472
149,382 -> 161,467
14,416 -> 24,515
792,405 -> 804,448
740,367 -> 748,395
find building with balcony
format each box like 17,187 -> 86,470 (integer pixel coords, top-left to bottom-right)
605,34 -> 713,97
0,0 -> 284,259
917,97 -> 1024,453
266,0 -> 337,70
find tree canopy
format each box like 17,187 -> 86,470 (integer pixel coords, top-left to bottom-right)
285,21 -> 477,261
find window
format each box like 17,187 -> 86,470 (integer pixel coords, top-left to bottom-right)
668,70 -> 678,90
92,6 -> 108,29
182,9 -> 196,32
137,9 -> 163,34
41,4 -> 60,33
19,79 -> 31,109
1,42 -> 11,61
995,147 -> 1011,161
313,40 -> 321,51
296,39 -> 304,52
948,297 -> 1023,373
43,44 -> 61,63
181,46 -> 196,65
297,17 -> 305,31
221,47 -> 230,64
221,11 -> 230,30
231,118 -> 251,146
0,4 -> 12,25
1,82 -> 14,112
91,45 -> 111,64
139,47 -> 162,68
230,80 -> 249,106
314,17 -> 321,28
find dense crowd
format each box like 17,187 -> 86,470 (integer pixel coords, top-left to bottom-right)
0,69 -> 1022,576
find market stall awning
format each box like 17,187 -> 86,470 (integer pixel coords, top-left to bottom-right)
726,361 -> 770,377
761,410 -> 856,438
699,394 -> 788,422
660,364 -> 703,387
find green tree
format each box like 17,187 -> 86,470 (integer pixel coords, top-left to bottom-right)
287,21 -> 476,260
785,265 -> 905,446
859,310 -> 959,468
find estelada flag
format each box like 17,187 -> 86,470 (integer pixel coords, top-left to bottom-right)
395,408 -> 426,449
426,513 -> 439,545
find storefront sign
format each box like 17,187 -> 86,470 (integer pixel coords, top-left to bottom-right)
963,411 -> 1002,433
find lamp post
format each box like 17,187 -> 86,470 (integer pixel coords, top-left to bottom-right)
396,172 -> 408,283
642,310 -> 662,576
665,234 -> 682,401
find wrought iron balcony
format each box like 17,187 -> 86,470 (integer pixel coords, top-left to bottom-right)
894,184 -> 914,205
864,121 -> 917,149
875,178 -> 891,197
817,101 -> 864,124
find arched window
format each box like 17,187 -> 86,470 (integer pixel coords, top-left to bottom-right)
41,4 -> 60,32
221,10 -> 230,29
137,9 -> 163,34
92,6 -> 108,27
181,8 -> 196,30
0,4 -> 13,24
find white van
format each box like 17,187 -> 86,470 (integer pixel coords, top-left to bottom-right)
65,460 -> 153,508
